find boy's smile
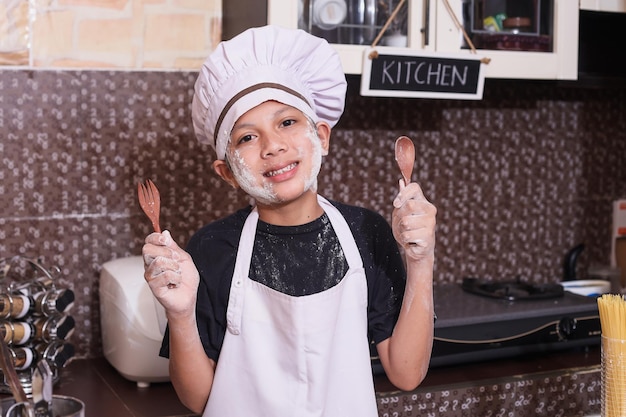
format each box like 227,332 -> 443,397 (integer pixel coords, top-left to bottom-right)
264,162 -> 298,178
216,100 -> 330,207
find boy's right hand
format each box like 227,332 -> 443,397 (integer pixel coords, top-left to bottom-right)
142,230 -> 199,318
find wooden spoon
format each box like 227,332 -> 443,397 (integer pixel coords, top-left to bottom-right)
394,136 -> 419,247
394,136 -> 415,185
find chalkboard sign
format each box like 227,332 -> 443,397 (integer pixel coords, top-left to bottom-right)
361,48 -> 485,100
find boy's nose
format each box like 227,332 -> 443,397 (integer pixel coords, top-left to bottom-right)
261,135 -> 287,157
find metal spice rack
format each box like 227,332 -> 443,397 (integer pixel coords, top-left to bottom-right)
0,256 -> 76,395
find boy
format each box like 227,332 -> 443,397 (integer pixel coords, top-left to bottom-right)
142,25 -> 436,416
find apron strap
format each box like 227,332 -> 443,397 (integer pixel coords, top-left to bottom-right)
226,207 -> 258,335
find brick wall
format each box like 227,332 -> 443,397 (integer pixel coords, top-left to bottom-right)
0,0 -> 220,69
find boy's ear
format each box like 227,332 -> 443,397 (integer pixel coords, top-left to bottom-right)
212,160 -> 239,188
316,121 -> 332,156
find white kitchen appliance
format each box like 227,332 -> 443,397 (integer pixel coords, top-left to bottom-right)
99,256 -> 169,387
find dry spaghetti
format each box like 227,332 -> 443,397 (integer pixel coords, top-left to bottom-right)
597,294 -> 626,417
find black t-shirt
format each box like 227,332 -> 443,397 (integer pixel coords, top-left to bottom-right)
160,199 -> 406,361
250,211 -> 348,296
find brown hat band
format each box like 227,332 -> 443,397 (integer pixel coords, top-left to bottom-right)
214,82 -> 311,144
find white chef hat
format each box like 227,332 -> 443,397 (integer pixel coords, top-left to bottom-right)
191,25 -> 347,160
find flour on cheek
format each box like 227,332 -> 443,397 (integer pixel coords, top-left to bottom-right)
229,148 -> 278,205
304,124 -> 323,193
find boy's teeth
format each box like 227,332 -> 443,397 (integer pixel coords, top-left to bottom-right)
267,163 -> 297,177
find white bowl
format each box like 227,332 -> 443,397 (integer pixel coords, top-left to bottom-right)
313,0 -> 347,30
561,279 -> 611,297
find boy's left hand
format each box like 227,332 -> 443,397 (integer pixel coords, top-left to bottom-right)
392,180 -> 437,261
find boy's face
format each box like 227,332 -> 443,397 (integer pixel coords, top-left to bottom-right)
214,100 -> 330,206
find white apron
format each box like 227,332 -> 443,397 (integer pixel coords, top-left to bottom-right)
203,196 -> 378,417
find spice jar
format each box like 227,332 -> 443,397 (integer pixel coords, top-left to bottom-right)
0,321 -> 34,345
0,294 -> 31,319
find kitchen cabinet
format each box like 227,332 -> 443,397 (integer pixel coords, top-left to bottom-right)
580,0 -> 626,12
262,0 -> 579,80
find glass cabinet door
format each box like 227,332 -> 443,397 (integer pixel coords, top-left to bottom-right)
268,0 -> 431,74
461,0 -> 554,53
298,0 -> 409,47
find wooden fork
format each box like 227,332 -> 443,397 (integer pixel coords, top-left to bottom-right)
137,179 -> 161,233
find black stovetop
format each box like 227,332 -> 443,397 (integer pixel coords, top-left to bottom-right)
429,280 -> 601,367
434,280 -> 599,329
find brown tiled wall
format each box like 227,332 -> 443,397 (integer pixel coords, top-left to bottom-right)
0,70 -> 625,358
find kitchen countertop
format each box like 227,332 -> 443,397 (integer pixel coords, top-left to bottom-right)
0,345 -> 601,417
375,344 -> 600,392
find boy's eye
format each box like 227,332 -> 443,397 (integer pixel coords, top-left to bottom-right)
236,134 -> 253,145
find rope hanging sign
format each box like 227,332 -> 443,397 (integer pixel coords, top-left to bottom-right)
361,0 -> 487,100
